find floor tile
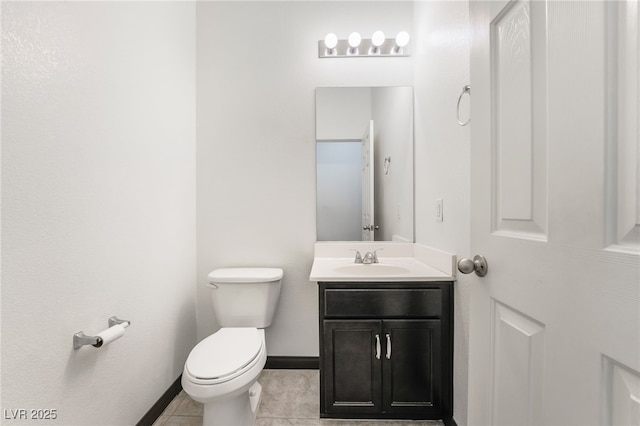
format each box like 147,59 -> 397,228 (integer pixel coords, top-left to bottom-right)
164,392 -> 187,416
158,369 -> 444,426
151,414 -> 168,426
256,418 -> 320,426
320,422 -> 442,426
174,392 -> 204,417
257,370 -> 319,419
162,416 -> 204,426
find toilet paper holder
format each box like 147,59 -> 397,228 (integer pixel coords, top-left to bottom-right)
73,316 -> 131,349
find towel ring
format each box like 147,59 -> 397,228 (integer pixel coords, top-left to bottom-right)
456,85 -> 471,126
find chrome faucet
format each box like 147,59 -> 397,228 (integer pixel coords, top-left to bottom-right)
362,251 -> 379,264
354,249 -> 382,264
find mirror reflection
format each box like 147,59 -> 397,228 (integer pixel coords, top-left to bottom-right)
315,87 -> 414,242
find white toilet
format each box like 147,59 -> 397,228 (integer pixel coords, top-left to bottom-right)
182,267 -> 283,426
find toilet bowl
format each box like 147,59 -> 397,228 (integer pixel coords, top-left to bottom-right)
181,268 -> 283,426
182,328 -> 267,425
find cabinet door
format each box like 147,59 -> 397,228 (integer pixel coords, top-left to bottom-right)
382,320 -> 442,417
322,320 -> 382,414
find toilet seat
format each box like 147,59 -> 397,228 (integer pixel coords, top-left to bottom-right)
185,328 -> 264,386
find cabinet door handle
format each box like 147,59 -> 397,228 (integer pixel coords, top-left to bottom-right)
386,333 -> 392,359
375,334 -> 381,359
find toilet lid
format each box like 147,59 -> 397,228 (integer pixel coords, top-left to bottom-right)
185,328 -> 262,381
208,268 -> 283,283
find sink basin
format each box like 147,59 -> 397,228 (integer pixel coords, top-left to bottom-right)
309,243 -> 456,282
334,264 -> 411,275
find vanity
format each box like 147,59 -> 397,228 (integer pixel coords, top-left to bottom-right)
310,243 -> 455,425
312,87 -> 454,424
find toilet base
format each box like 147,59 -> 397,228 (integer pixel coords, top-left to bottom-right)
202,381 -> 262,426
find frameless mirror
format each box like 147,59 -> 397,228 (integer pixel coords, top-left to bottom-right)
315,87 -> 414,242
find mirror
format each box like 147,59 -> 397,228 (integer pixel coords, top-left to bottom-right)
315,87 -> 414,242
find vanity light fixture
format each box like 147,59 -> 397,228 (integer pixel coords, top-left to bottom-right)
318,31 -> 411,58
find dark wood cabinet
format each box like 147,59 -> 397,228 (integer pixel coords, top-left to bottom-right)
322,320 -> 382,414
319,282 -> 453,423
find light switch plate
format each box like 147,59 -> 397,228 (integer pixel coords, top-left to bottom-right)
436,198 -> 443,222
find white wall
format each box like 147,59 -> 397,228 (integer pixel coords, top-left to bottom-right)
1,3 -> 196,425
196,1 -> 414,354
413,2 -> 471,425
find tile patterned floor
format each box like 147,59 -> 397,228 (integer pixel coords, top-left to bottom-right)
152,369 -> 444,426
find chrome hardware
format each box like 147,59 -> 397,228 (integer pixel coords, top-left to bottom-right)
73,316 -> 131,349
383,157 -> 391,175
375,334 -> 381,359
318,37 -> 411,59
362,251 -> 377,264
386,333 -> 392,359
457,255 -> 488,277
362,225 -> 380,231
456,84 -> 471,126
108,316 -> 131,328
354,250 -> 363,264
73,331 -> 102,350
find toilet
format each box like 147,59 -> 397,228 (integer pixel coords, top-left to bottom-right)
181,267 -> 283,426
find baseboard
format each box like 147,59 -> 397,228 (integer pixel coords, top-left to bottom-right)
265,356 -> 319,370
136,375 -> 182,426
444,416 -> 458,426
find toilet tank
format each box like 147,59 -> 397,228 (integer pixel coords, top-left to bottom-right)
207,268 -> 283,328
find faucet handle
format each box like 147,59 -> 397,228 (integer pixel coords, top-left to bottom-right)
353,250 -> 363,264
372,248 -> 383,263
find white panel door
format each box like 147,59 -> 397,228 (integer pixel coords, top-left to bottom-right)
362,120 -> 375,241
468,1 -> 640,425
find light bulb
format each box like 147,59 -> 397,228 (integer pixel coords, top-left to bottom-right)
348,32 -> 361,48
324,33 -> 338,50
347,32 -> 361,55
371,31 -> 385,47
394,31 -> 410,53
369,30 -> 385,54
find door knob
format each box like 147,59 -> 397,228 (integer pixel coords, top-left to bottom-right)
457,255 -> 488,277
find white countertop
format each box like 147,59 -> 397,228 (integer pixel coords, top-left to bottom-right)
309,242 -> 456,282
